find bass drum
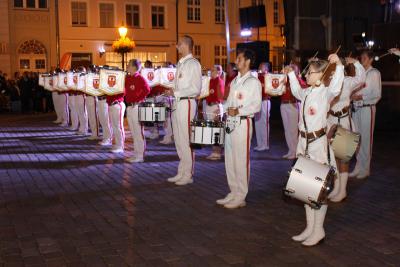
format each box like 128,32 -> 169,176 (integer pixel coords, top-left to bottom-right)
330,125 -> 360,162
283,156 -> 335,209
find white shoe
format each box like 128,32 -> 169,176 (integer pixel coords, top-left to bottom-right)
60,123 -> 68,127
53,119 -> 61,124
111,147 -> 124,153
69,127 -> 78,131
330,172 -> 348,202
302,205 -> 327,247
216,193 -> 234,205
167,175 -> 182,183
149,133 -> 159,140
126,156 -> 144,163
254,146 -> 268,152
159,138 -> 173,145
99,140 -> 112,146
223,198 -> 246,209
356,173 -> 369,179
175,178 -> 193,186
282,153 -> 290,159
292,205 -> 315,242
206,153 -> 221,160
88,135 -> 99,140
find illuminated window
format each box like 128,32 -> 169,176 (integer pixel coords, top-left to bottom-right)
20,59 -> 30,69
214,45 -> 227,71
194,45 -> 201,63
106,52 -> 167,69
151,6 -> 165,29
71,2 -> 87,27
35,59 -> 46,69
14,0 -> 47,8
273,0 -> 279,25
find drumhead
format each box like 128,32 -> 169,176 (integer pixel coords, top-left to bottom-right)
139,102 -> 165,107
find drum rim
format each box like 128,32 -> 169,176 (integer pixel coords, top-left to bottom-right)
191,119 -> 225,127
139,102 -> 166,107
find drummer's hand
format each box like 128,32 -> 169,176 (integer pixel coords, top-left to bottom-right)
345,57 -> 356,65
227,107 -> 239,116
327,124 -> 338,140
389,48 -> 400,56
164,89 -> 174,96
328,53 -> 341,65
283,66 -> 293,74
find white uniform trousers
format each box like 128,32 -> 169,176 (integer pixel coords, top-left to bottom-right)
58,93 -> 69,125
352,106 -> 376,176
109,102 -> 126,150
225,117 -> 252,201
86,96 -> 99,137
171,99 -> 197,178
75,94 -> 88,134
98,98 -> 112,142
68,95 -> 79,130
254,99 -> 271,149
205,103 -> 223,120
126,105 -> 146,159
163,97 -> 174,140
280,103 -> 299,157
52,92 -> 62,122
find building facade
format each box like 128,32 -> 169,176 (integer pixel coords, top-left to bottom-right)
1,0 -> 285,75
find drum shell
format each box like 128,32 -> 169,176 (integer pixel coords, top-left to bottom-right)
138,103 -> 166,122
331,126 -> 360,162
190,120 -> 225,145
284,156 -> 334,208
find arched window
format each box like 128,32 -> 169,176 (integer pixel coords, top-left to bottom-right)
18,40 -> 47,72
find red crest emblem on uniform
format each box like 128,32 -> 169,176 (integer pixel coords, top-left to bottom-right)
107,75 -> 116,87
64,77 -> 67,85
272,78 -> 280,89
93,79 -> 99,89
130,85 -> 135,91
308,106 -> 316,116
147,72 -> 154,81
210,89 -> 215,94
167,72 -> 175,81
237,93 -> 243,100
73,76 -> 78,85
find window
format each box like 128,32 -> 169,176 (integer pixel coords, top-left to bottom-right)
151,6 -> 165,29
126,4 -> 140,28
99,3 -> 114,28
35,59 -> 46,69
273,0 -> 279,25
20,59 -> 30,69
14,0 -> 47,8
194,45 -> 201,63
215,0 -> 224,23
187,0 -> 201,22
214,45 -> 227,71
106,52 -> 167,69
71,53 -> 92,69
71,2 -> 87,27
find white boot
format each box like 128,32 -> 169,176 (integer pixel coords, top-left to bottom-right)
330,173 -> 348,202
349,164 -> 360,177
292,205 -> 315,242
328,174 -> 340,199
167,175 -> 182,183
216,193 -> 234,205
302,205 -> 327,246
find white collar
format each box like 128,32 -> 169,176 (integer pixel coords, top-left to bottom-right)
178,53 -> 193,64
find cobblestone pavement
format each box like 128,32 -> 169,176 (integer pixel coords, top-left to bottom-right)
0,113 -> 399,267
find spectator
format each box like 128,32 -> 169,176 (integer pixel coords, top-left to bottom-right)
18,72 -> 32,113
8,80 -> 21,112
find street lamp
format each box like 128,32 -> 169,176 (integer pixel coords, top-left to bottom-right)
118,25 -> 128,39
112,24 -> 134,70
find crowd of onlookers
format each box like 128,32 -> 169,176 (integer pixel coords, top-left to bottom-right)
0,70 -> 54,113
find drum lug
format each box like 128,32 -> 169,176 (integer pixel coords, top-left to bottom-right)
314,176 -> 323,182
283,188 -> 294,195
294,168 -> 302,174
308,199 -> 321,210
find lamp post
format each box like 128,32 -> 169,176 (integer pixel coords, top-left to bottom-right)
118,25 -> 128,70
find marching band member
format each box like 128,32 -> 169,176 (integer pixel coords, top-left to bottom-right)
280,64 -> 303,159
106,68 -> 126,153
86,94 -> 99,140
67,87 -> 79,131
327,57 -> 365,202
349,50 -> 382,179
205,65 -> 225,160
59,91 -> 69,127
159,62 -> 175,145
165,35 -> 202,186
97,93 -> 112,146
223,63 -> 238,101
51,91 -> 63,124
216,49 -> 261,209
125,59 -> 151,163
75,67 -> 88,135
254,62 -> 271,151
284,53 -> 344,246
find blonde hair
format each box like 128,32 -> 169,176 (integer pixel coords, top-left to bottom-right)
309,59 -> 329,73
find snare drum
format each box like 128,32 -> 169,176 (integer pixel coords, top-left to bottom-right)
283,155 -> 334,209
190,120 -> 225,146
330,125 -> 360,162
138,102 -> 166,122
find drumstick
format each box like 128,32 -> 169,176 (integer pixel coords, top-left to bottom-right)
300,51 -> 319,76
320,45 -> 342,78
374,52 -> 390,61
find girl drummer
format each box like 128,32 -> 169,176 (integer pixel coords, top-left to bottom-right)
327,57 -> 366,202
284,53 -> 344,246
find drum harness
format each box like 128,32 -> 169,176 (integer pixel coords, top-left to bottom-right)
302,93 -> 332,167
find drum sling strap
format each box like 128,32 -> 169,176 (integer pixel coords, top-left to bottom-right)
302,94 -> 331,166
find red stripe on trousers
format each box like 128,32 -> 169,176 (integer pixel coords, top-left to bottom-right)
246,118 -> 250,183
266,100 -> 269,148
118,103 -> 124,147
188,99 -> 194,175
94,98 -> 99,136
